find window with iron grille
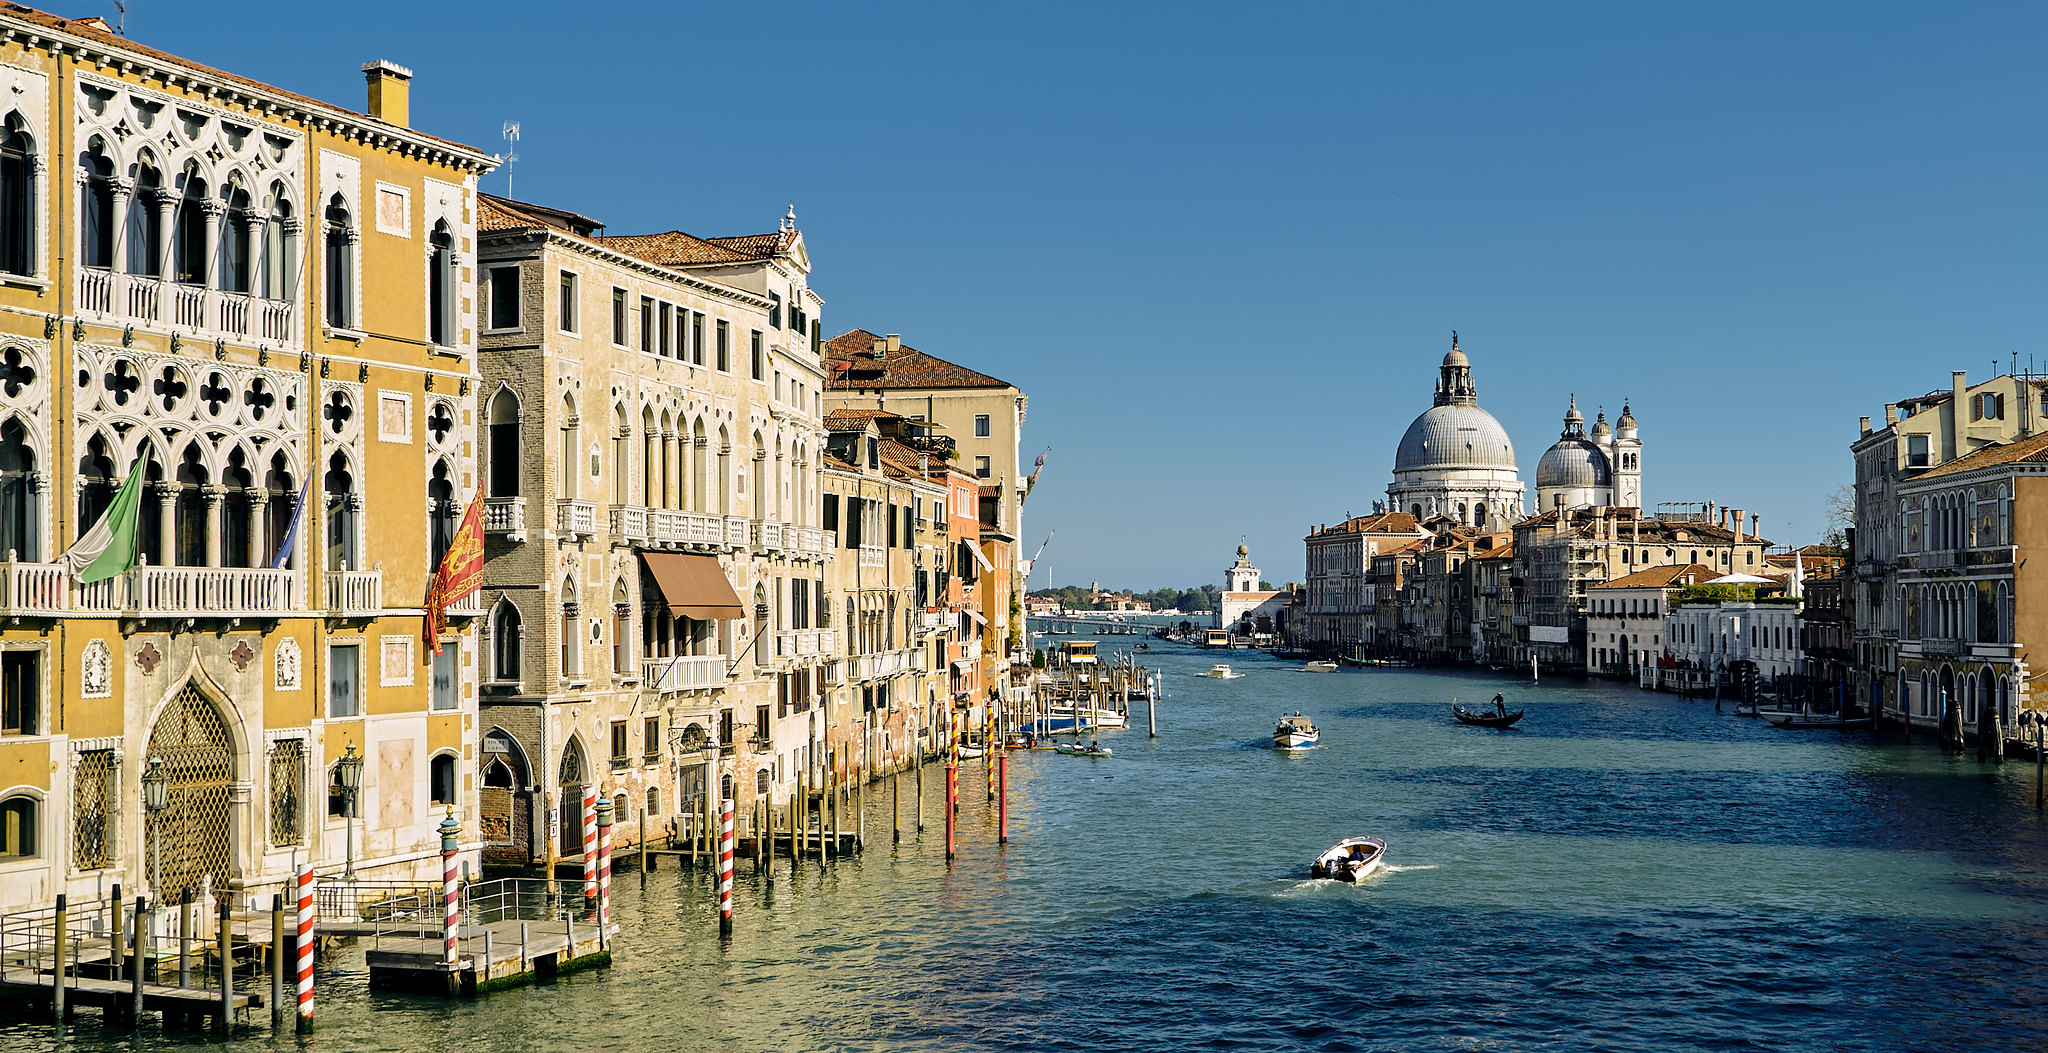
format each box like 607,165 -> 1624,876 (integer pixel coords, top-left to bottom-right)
269,738 -> 305,847
71,748 -> 115,869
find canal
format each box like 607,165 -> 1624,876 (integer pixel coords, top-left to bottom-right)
14,641 -> 2048,1051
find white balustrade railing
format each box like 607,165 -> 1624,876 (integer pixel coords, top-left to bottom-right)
556,499 -> 596,538
859,545 -> 885,567
0,561 -> 67,617
646,508 -> 724,547
724,516 -> 750,548
611,505 -> 647,543
752,519 -> 785,552
75,269 -> 302,348
260,300 -> 296,343
773,628 -> 838,658
217,290 -> 252,336
641,655 -> 727,693
484,497 -> 526,536
445,590 -> 485,616
130,566 -> 299,617
324,568 -> 382,616
78,268 -> 112,313
172,284 -> 206,329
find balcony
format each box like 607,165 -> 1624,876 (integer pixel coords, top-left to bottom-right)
859,544 -> 885,568
848,648 -> 914,681
752,519 -> 786,553
445,590 -> 485,617
484,497 -> 526,540
556,500 -> 597,540
920,610 -> 947,632
773,628 -> 838,658
324,567 -> 382,618
0,561 -> 67,618
724,516 -> 750,548
642,655 -> 728,693
899,433 -> 956,457
72,565 -> 301,618
76,269 -> 300,348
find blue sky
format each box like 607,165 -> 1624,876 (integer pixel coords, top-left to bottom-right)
132,2 -> 2045,588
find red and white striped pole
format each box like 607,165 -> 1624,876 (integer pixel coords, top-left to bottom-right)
593,795 -> 613,945
294,861 -> 314,1033
998,751 -> 1009,844
581,785 -> 598,908
439,811 -> 461,969
717,796 -> 735,936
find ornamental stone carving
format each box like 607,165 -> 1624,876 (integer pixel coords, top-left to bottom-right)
274,637 -> 301,691
80,639 -> 111,698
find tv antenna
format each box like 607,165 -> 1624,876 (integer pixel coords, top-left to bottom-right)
501,121 -> 520,197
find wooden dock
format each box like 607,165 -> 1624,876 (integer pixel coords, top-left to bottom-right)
364,916 -> 610,996
0,971 -> 259,1019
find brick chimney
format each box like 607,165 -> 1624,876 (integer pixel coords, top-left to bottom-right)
885,334 -> 901,356
363,60 -> 413,127
1884,403 -> 1898,426
1860,416 -> 1872,436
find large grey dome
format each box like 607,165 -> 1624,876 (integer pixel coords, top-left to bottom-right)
1535,438 -> 1612,489
1394,404 -> 1518,472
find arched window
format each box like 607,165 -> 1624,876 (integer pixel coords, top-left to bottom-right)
173,171 -> 206,285
263,453 -> 296,568
646,786 -> 660,816
489,389 -> 520,498
560,395 -> 579,501
324,450 -> 358,571
81,142 -> 114,269
640,407 -> 657,507
691,420 -> 708,512
430,753 -> 456,807
612,580 -> 632,673
0,114 -> 34,276
0,795 -> 36,858
220,446 -> 253,568
0,418 -> 35,561
323,194 -> 354,329
428,220 -> 456,346
262,187 -> 295,300
428,459 -> 457,570
491,601 -> 523,682
717,427 -> 732,515
129,159 -> 162,277
560,576 -> 581,679
173,443 -> 207,566
222,179 -> 253,293
610,406 -> 629,506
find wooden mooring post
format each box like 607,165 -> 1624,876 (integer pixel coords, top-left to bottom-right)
51,893 -> 66,1023
217,898 -> 232,1029
271,893 -> 286,1029
131,895 -> 146,1024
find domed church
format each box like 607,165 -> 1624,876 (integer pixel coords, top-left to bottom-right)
1387,334 -> 1526,528
1533,396 -> 1643,512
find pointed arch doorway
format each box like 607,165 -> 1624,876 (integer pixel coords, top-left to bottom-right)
146,682 -> 237,896
558,736 -> 588,857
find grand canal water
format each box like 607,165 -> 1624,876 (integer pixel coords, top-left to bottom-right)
15,641 -> 2048,1051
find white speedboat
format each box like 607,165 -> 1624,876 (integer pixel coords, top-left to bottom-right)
1310,837 -> 1386,882
1053,741 -> 1114,758
1760,709 -> 1875,730
1304,660 -> 1339,673
1274,712 -> 1319,751
1205,664 -> 1240,679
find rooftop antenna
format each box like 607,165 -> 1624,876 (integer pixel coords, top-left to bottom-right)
111,0 -> 125,35
500,121 -> 520,198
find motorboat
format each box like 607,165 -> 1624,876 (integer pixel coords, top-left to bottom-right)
1309,837 -> 1386,882
1054,741 -> 1114,758
1760,709 -> 1875,730
1304,660 -> 1339,673
1204,629 -> 1232,649
1451,702 -> 1524,729
1205,664 -> 1240,679
1274,712 -> 1320,751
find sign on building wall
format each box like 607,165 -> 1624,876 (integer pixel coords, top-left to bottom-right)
1529,625 -> 1570,644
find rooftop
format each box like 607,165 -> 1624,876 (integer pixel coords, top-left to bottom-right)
824,329 -> 1013,391
1591,564 -> 1721,590
1915,429 -> 2048,480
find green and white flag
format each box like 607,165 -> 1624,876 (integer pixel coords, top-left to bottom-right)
62,459 -> 147,583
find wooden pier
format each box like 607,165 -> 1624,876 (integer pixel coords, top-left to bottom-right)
365,915 -> 610,996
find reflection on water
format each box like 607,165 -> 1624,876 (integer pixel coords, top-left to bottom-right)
11,644 -> 2048,1051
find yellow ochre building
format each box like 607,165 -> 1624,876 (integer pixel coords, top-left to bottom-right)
0,7 -> 496,915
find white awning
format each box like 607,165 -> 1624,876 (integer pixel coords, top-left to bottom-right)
963,608 -> 988,628
952,659 -> 977,673
964,541 -> 995,574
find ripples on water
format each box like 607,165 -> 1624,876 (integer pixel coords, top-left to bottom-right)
12,646 -> 2048,1052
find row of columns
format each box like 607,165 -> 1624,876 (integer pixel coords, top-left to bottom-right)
86,173 -> 298,295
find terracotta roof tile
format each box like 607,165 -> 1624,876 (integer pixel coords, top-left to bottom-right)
824,329 -> 1013,391
1592,563 -> 1721,590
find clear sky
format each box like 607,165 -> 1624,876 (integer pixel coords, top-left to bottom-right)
127,1 -> 2045,589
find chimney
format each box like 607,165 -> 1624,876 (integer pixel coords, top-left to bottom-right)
885,334 -> 901,356
1730,509 -> 1746,541
1750,512 -> 1760,541
871,336 -> 887,359
1884,403 -> 1898,426
1860,416 -> 1872,436
362,60 -> 413,127
1951,370 -> 1967,461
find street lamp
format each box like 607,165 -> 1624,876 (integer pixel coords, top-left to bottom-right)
141,755 -> 169,949
337,742 -> 364,879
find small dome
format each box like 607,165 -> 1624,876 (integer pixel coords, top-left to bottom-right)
1236,542 -> 1249,557
1442,346 -> 1469,369
1590,411 -> 1612,441
1535,439 -> 1612,490
1616,401 -> 1638,439
1394,404 -> 1518,473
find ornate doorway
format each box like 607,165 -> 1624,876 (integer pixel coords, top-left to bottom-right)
557,736 -> 586,857
146,682 -> 236,896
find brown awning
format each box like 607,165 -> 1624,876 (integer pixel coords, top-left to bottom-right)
641,552 -> 746,620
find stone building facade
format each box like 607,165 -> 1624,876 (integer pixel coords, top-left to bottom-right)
0,10 -> 497,915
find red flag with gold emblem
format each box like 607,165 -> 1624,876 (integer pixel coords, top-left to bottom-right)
424,482 -> 486,656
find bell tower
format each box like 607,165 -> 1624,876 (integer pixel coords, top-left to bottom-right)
1226,540 -> 1260,592
1613,401 -> 1642,509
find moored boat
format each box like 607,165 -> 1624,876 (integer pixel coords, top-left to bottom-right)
1053,741 -> 1114,757
1760,709 -> 1875,730
1309,836 -> 1386,882
1274,712 -> 1320,751
1451,701 -> 1524,728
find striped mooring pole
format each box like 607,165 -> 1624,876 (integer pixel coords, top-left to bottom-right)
581,786 -> 599,907
717,797 -> 735,936
594,795 -> 613,945
439,811 -> 461,970
944,761 -> 958,861
295,861 -> 315,1032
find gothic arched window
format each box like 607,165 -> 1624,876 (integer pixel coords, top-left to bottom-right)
428,220 -> 455,346
323,194 -> 354,329
0,418 -> 34,561
0,114 -> 34,277
324,450 -> 358,571
80,143 -> 114,270
173,172 -> 206,285
488,389 -> 520,498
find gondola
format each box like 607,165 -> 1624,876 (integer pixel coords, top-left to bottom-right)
1451,704 -> 1524,729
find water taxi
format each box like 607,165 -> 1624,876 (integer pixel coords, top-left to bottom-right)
1204,629 -> 1231,649
1304,660 -> 1339,673
1274,712 -> 1319,750
1204,664 -> 1240,679
1310,837 -> 1386,882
